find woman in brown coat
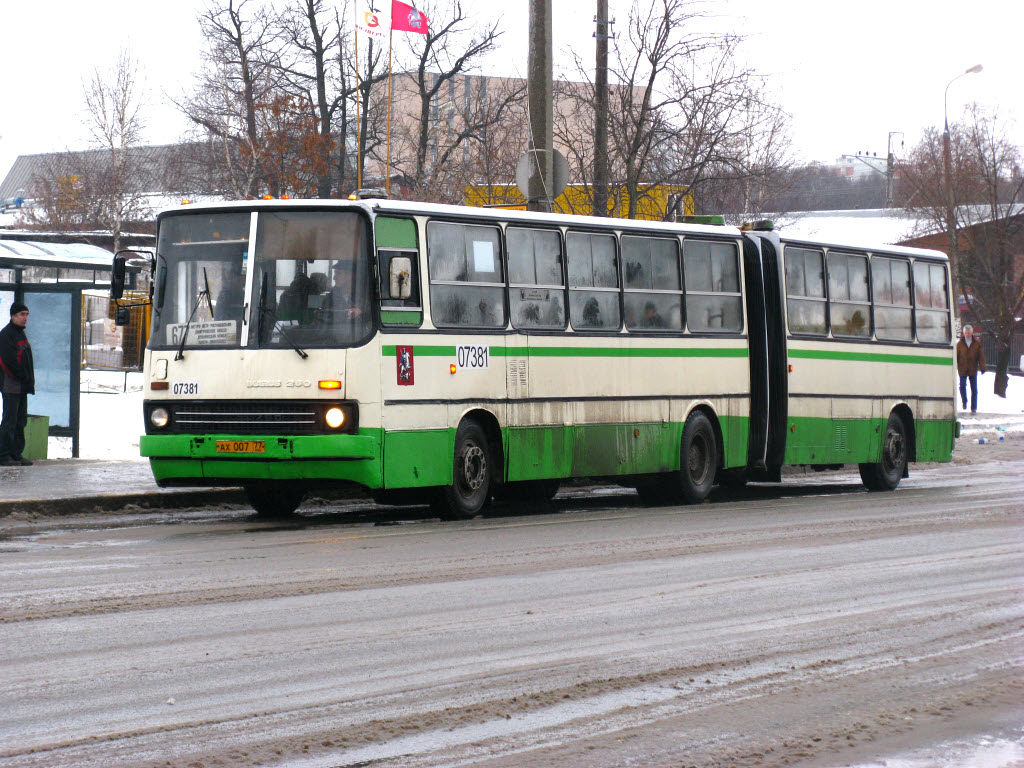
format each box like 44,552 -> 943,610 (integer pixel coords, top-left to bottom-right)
956,324 -> 985,413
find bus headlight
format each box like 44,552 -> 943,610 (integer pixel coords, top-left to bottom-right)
324,407 -> 346,429
150,407 -> 170,429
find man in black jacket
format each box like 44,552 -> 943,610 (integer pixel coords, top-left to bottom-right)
0,302 -> 35,466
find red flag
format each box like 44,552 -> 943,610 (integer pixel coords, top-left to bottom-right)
391,0 -> 428,34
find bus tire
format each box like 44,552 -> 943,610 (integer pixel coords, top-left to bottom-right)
245,481 -> 305,518
859,413 -> 908,491
677,410 -> 718,504
437,419 -> 492,520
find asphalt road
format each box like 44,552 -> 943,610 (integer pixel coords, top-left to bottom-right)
1,460 -> 1022,768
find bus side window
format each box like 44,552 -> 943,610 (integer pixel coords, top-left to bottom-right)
683,239 -> 743,333
872,256 -> 913,341
785,246 -> 827,335
622,235 -> 682,332
913,260 -> 950,343
567,231 -> 620,331
507,227 -> 566,330
827,251 -> 871,338
427,221 -> 506,329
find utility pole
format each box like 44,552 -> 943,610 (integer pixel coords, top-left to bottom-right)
527,0 -> 554,212
593,0 -> 611,217
886,131 -> 903,208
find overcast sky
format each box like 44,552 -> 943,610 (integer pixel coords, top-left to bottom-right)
1,0 -> 1020,192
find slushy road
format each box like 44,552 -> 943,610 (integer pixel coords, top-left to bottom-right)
1,461 -> 1021,768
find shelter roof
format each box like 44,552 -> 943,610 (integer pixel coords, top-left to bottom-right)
0,240 -> 114,269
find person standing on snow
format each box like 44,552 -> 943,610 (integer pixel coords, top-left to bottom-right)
0,302 -> 35,466
956,323 -> 985,415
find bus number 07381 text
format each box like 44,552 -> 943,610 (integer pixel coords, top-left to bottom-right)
456,345 -> 489,370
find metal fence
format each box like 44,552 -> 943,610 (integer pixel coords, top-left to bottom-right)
81,290 -> 149,370
980,333 -> 1024,374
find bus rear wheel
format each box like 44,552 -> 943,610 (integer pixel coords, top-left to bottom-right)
641,411 -> 718,506
435,419 -> 492,520
859,413 -> 908,491
678,411 -> 718,504
245,481 -> 305,518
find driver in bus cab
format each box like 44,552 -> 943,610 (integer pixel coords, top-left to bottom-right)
319,260 -> 367,327
215,264 -> 245,320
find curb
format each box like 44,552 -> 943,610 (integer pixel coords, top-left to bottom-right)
0,489 -> 248,518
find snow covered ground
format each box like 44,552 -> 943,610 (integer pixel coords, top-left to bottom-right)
48,369 -> 1024,461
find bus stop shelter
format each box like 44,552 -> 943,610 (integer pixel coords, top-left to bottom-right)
0,240 -> 119,458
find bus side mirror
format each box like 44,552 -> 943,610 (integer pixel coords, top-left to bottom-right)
390,256 -> 413,300
112,250 -> 150,300
114,306 -> 131,326
111,254 -> 128,299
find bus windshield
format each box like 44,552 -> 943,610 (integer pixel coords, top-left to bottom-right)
151,210 -> 373,350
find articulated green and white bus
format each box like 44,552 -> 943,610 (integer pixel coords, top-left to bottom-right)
119,199 -> 956,517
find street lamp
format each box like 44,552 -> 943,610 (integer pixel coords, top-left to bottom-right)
943,63 -> 982,314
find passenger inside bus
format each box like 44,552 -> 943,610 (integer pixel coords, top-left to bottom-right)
214,264 -> 245,320
642,302 -> 666,328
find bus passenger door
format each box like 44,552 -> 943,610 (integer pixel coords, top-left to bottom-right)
742,234 -> 788,477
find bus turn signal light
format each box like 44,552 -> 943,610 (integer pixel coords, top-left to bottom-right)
318,380 -> 341,390
450,364 -> 457,374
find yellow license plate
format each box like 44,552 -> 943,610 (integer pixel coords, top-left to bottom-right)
215,440 -> 266,454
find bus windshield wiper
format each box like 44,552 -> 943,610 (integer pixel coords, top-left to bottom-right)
174,268 -> 214,361
259,272 -> 308,359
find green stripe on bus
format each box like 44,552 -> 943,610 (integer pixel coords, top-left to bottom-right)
375,216 -> 417,249
380,310 -> 422,325
788,348 -> 952,366
382,345 -> 747,359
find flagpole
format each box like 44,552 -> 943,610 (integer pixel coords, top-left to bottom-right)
354,12 -> 363,191
386,20 -> 394,197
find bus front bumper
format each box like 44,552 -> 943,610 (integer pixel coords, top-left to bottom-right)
140,432 -> 381,488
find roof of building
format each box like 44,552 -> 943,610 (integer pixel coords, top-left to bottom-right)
0,143 -> 194,200
771,208 -> 929,247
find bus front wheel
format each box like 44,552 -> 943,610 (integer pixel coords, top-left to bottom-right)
245,481 -> 305,518
859,413 -> 908,491
435,419 -> 492,520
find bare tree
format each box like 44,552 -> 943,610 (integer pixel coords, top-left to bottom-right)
24,53 -> 153,242
385,0 -> 510,200
901,105 -> 1024,396
681,92 -> 796,222
557,0 -> 788,221
273,0 -> 368,197
82,50 -> 150,252
177,0 -> 282,198
351,33 -> 391,190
